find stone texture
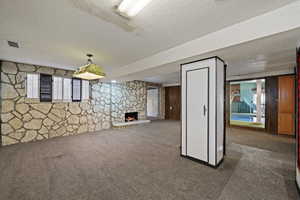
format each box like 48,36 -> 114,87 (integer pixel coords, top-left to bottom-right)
43,118 -> 54,126
23,113 -> 33,122
39,126 -> 48,134
69,104 -> 81,115
67,115 -> 80,124
16,103 -> 30,114
8,74 -> 16,84
2,113 -> 14,123
111,81 -> 147,123
1,136 -> 18,145
2,100 -> 14,113
17,63 -> 36,72
16,72 -> 26,84
1,62 -> 18,74
9,118 -> 23,130
2,83 -> 18,99
80,116 -> 87,124
1,73 -> 10,83
37,67 -> 54,75
2,123 -> 14,135
12,111 -> 22,119
24,119 -> 42,130
1,61 -> 150,146
54,69 -> 66,76
31,104 -> 52,114
29,110 -> 46,119
21,131 -> 37,142
51,109 -> 66,119
10,131 -> 24,140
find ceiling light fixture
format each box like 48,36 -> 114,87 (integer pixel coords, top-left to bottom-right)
117,0 -> 153,17
73,54 -> 106,80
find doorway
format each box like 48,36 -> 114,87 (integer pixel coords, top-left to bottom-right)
147,87 -> 159,119
165,86 -> 181,120
230,79 -> 266,129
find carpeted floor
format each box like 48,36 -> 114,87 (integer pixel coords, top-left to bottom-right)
0,120 -> 298,200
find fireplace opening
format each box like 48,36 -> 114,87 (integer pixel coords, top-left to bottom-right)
125,112 -> 138,122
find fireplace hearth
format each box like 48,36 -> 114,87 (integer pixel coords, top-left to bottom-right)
125,112 -> 138,122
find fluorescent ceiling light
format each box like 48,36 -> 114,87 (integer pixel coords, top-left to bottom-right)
118,0 -> 152,17
111,80 -> 117,83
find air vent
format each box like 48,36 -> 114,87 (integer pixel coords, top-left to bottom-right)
7,41 -> 19,48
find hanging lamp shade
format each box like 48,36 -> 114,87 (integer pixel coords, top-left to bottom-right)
73,54 -> 106,80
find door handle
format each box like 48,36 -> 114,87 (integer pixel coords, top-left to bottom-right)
170,106 -> 173,110
203,105 -> 207,116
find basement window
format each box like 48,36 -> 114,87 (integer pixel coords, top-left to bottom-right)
26,73 -> 39,98
72,78 -> 82,102
26,74 -> 89,102
63,78 -> 72,102
53,76 -> 63,100
39,74 -> 52,102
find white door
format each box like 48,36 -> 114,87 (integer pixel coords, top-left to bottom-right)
186,68 -> 209,162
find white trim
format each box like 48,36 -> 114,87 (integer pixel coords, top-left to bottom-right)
227,68 -> 295,81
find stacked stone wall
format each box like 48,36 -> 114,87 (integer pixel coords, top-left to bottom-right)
1,61 -> 147,146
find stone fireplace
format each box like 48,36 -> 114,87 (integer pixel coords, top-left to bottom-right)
125,112 -> 138,122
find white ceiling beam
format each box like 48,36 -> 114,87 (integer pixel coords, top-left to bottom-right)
110,1 -> 300,78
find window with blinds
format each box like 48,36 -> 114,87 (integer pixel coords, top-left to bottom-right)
40,74 -> 52,102
72,78 -> 81,102
63,78 -> 72,101
26,73 -> 89,102
26,73 -> 39,98
82,80 -> 90,100
53,76 -> 63,100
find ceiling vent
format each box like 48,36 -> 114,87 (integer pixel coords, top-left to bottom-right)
7,41 -> 19,48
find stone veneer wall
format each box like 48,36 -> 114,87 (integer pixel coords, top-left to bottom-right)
111,81 -> 147,122
0,61 -> 147,146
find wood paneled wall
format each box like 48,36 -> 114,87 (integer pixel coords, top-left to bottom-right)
265,77 -> 278,134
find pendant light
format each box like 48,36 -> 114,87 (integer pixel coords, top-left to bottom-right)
73,54 -> 106,80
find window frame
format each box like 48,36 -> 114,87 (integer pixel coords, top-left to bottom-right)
39,74 -> 53,102
72,78 -> 82,102
26,73 -> 40,99
52,76 -> 63,101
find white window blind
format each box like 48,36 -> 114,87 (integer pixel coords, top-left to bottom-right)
63,78 -> 72,101
72,79 -> 81,101
82,80 -> 89,100
26,73 -> 39,98
53,76 -> 63,100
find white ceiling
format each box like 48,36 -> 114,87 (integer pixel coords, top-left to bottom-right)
121,27 -> 300,84
0,0 -> 297,75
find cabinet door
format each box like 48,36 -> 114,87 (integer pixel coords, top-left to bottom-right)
186,68 -> 209,162
278,75 -> 295,135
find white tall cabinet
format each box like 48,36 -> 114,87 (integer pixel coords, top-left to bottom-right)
181,57 -> 225,167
